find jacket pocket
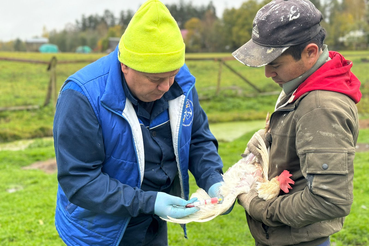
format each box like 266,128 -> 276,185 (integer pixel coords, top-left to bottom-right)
305,151 -> 348,175
304,151 -> 350,202
246,213 -> 284,245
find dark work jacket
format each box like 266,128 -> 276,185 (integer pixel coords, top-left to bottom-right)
247,51 -> 361,246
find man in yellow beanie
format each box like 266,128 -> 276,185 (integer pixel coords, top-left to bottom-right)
53,0 -> 225,245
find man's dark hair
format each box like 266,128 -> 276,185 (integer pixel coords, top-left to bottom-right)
282,28 -> 326,61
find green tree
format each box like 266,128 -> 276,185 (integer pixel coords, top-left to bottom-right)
324,0 -> 367,50
118,10 -> 134,29
231,0 -> 262,48
221,8 -> 239,51
13,39 -> 26,51
37,0 -> 369,53
0,41 -> 13,51
344,0 -> 366,23
166,0 -> 210,29
344,0 -> 367,49
201,8 -> 218,52
310,0 -> 322,10
49,30 -> 67,52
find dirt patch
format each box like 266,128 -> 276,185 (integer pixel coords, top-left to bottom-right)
22,158 -> 57,174
359,118 -> 369,129
357,118 -> 369,152
356,143 -> 369,152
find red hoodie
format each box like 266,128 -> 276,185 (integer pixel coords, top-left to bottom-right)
291,51 -> 362,104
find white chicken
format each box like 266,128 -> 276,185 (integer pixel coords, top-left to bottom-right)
163,130 -> 294,224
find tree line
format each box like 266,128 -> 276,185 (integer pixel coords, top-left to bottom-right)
1,0 -> 368,52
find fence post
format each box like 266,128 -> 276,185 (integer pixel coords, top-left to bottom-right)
43,56 -> 58,107
216,59 -> 223,96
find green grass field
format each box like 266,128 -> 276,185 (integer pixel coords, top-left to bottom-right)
0,51 -> 369,245
1,50 -> 369,141
1,130 -> 368,245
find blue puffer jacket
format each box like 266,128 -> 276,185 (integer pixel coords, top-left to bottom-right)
53,47 -> 223,245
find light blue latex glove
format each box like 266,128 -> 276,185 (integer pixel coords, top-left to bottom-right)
154,192 -> 199,219
208,181 -> 234,215
208,182 -> 224,199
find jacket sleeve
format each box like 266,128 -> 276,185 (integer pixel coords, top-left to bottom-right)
188,87 -> 224,192
54,84 -> 157,217
248,101 -> 357,228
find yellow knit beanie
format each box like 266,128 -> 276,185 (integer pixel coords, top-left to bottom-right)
118,0 -> 185,73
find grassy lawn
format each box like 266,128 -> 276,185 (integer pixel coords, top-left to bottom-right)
1,50 -> 369,142
0,129 -> 368,245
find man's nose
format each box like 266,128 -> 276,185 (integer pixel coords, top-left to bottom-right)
158,78 -> 172,92
264,66 -> 276,78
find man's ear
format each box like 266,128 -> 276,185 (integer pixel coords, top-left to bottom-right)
305,43 -> 319,58
303,43 -> 320,67
121,63 -> 129,74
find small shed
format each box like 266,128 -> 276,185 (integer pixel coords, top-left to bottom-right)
108,37 -> 120,52
25,38 -> 48,52
76,46 -> 92,53
39,44 -> 59,53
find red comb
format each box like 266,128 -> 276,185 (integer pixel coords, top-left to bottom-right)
277,170 -> 294,193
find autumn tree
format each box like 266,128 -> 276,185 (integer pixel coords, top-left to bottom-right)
12,0 -> 369,52
200,4 -> 220,52
324,0 -> 367,50
42,26 -> 49,39
98,25 -> 124,52
14,39 -> 26,51
228,0 -> 264,49
184,17 -> 204,52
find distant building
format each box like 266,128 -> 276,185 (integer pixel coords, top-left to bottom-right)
338,30 -> 367,49
107,37 -> 120,53
76,46 -> 92,53
25,38 -> 48,52
39,44 -> 59,53
338,30 -> 365,43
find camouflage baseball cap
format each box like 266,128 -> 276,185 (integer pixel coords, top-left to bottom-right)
232,0 -> 323,67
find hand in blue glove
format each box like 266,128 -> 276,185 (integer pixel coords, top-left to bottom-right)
208,182 -> 224,199
208,181 -> 234,215
154,192 -> 199,219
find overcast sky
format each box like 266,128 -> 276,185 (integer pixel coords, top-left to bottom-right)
1,0 -> 246,42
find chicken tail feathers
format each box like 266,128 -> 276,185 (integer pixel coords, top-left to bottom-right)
254,131 -> 269,181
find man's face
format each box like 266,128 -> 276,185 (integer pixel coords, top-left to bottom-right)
264,54 -> 309,86
121,64 -> 180,102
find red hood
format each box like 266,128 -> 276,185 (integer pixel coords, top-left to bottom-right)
291,51 -> 362,104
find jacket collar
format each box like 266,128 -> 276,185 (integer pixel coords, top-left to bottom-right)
282,45 -> 329,95
291,50 -> 361,104
100,46 -> 127,115
277,50 -> 362,107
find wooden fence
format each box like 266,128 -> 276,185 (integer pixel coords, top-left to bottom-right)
0,57 -> 97,112
186,57 -> 262,94
0,56 -> 269,112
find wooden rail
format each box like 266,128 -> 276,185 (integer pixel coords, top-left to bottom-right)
0,56 -> 264,111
